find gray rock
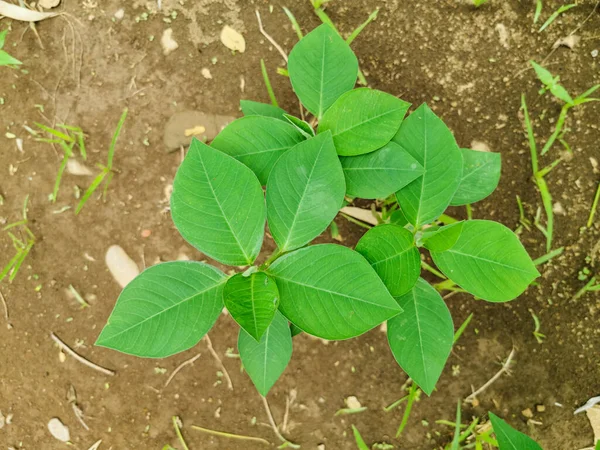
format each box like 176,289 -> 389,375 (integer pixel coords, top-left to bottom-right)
163,111 -> 236,152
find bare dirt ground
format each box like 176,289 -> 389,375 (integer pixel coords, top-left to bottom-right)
1,0 -> 599,449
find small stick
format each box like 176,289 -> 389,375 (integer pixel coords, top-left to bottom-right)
282,395 -> 291,434
0,290 -> 12,329
204,335 -> 233,390
261,396 -> 300,448
172,416 -> 190,450
191,424 -> 271,446
165,352 -> 202,388
465,348 -> 515,405
255,10 -> 288,62
51,332 -> 115,376
71,403 -> 90,430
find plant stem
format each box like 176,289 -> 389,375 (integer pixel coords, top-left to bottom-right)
396,383 -> 419,438
260,59 -> 279,107
282,7 -> 303,40
541,103 -> 569,155
346,8 -> 379,45
191,425 -> 271,446
172,416 -> 190,450
421,261 -> 446,280
573,276 -> 598,301
587,180 -> 600,228
261,396 -> 300,448
533,247 -> 564,266
107,108 -> 128,170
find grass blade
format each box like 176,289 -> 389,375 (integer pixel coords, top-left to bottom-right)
539,4 -> 577,32
453,313 -> 474,344
282,7 -> 303,40
450,401 -> 461,450
107,108 -> 128,170
588,180 -> 600,228
352,425 -> 369,450
534,0 -> 543,23
346,9 -> 379,45
35,122 -> 74,142
75,170 -> 107,215
396,383 -> 419,438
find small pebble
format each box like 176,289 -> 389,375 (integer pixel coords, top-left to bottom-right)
521,408 -> 534,418
114,8 -> 125,20
592,49 -> 598,58
141,229 -> 152,238
536,404 -> 546,412
105,245 -> 140,288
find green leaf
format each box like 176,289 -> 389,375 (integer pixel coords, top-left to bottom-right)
224,272 -> 279,341
352,425 -> 369,450
430,220 -> 540,302
530,61 -> 573,104
0,50 -> 22,67
288,24 -> 358,119
240,100 -> 287,120
96,262 -> 226,358
450,149 -> 501,206
211,116 -> 305,184
266,132 -> 346,253
0,30 -> 7,49
267,244 -> 402,340
421,222 -> 465,252
340,141 -> 424,199
489,413 -> 543,450
355,224 -> 420,296
290,323 -> 303,337
318,88 -> 410,156
171,138 -> 266,266
387,278 -> 454,395
238,310 -> 292,396
394,104 -> 463,228
283,113 -> 315,138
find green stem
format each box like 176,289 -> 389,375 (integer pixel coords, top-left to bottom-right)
260,59 -> 279,107
107,108 -> 128,170
346,9 -> 379,45
533,247 -> 564,266
396,383 -> 419,438
587,180 -> 600,228
172,416 -> 190,450
282,7 -> 303,40
421,261 -> 446,280
192,425 -> 271,446
573,276 -> 598,301
541,104 -> 570,155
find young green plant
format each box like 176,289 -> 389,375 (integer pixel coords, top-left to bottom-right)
0,28 -> 21,67
97,25 -> 539,428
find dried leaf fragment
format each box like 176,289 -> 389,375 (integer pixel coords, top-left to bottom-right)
220,25 -> 246,53
48,417 -> 70,442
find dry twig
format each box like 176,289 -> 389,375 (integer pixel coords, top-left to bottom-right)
51,332 -> 115,376
204,334 -> 233,390
465,347 -> 516,405
0,290 -> 12,329
261,396 -> 300,448
164,352 -> 202,388
255,10 -> 288,62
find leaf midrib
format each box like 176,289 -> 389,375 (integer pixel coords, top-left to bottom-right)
441,249 -> 537,275
198,151 -> 253,264
100,281 -> 224,343
333,106 -> 405,137
273,276 -> 399,311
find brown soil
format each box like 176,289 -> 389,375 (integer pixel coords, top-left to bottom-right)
1,0 -> 599,449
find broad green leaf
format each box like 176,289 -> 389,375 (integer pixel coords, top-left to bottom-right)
387,278 -> 454,395
238,310 -> 292,396
340,141 -> 424,199
240,100 -> 286,120
450,149 -> 501,206
211,116 -> 305,184
393,104 -> 463,228
96,262 -> 226,358
267,244 -> 402,340
318,88 -> 410,156
389,209 -> 409,227
224,272 -> 279,341
355,224 -> 420,296
430,220 -> 540,302
489,413 -> 543,450
171,138 -> 265,266
421,222 -> 464,252
284,113 -> 315,138
266,132 -> 346,253
0,50 -> 21,66
288,24 -> 358,119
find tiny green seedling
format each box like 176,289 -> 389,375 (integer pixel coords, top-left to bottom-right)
472,0 -> 490,7
1,196 -> 35,284
530,61 -> 600,155
35,122 -> 87,203
75,108 -> 128,214
0,28 -> 21,68
538,3 -> 576,32
529,309 -> 545,344
97,23 -> 538,429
